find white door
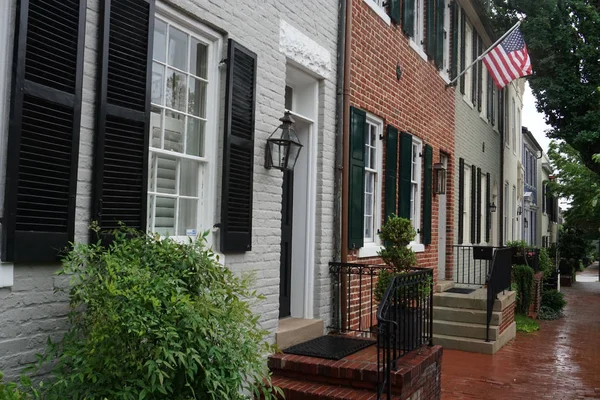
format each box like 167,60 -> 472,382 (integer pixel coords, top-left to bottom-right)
437,155 -> 448,280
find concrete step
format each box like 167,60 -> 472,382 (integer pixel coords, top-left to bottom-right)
432,322 -> 516,355
275,318 -> 324,350
435,280 -> 455,293
433,289 -> 516,312
269,375 -> 388,399
433,305 -> 501,326
433,320 -> 499,341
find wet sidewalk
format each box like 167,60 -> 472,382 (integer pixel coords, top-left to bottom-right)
441,263 -> 600,400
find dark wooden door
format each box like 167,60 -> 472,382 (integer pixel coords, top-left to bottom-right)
279,170 -> 294,318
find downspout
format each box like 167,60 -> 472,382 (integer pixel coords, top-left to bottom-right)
334,0 -> 352,263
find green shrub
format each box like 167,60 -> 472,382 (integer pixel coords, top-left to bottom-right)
32,228 -> 280,400
538,247 -> 554,278
513,265 -> 535,314
506,240 -> 530,250
541,289 -> 567,313
515,314 -> 540,333
537,305 -> 562,320
0,373 -> 39,400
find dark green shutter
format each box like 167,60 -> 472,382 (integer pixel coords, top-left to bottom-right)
487,71 -> 493,121
450,2 -> 459,80
385,126 -> 399,221
435,0 -> 445,69
348,107 -> 366,249
221,40 -> 258,253
390,0 -> 401,24
93,0 -> 155,244
477,37 -> 483,111
3,0 -> 86,262
458,158 -> 464,244
423,145 -> 433,245
470,165 -> 477,243
403,0 -> 415,37
398,132 -> 413,219
471,32 -> 478,104
476,168 -> 482,243
498,88 -> 503,134
486,172 -> 491,243
426,0 -> 435,59
459,8 -> 466,94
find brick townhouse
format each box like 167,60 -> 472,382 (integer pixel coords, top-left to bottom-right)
0,0 -> 341,378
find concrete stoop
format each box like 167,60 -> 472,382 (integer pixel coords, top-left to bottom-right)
432,288 -> 516,354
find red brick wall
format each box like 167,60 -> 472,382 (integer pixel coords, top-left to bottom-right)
499,302 -> 515,335
347,1 -> 456,286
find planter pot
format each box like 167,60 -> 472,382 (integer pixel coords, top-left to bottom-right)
377,306 -> 427,350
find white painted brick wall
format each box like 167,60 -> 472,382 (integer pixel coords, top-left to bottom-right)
0,0 -> 339,377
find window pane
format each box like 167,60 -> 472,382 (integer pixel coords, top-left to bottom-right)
179,159 -> 199,197
364,216 -> 372,239
186,118 -> 205,157
190,38 -> 208,79
188,77 -> 206,118
177,198 -> 198,236
152,62 -> 164,105
365,191 -> 373,216
153,19 -> 167,63
150,106 -> 162,149
163,110 -> 184,153
156,155 -> 177,195
154,196 -> 176,235
168,26 -> 188,71
166,69 -> 187,112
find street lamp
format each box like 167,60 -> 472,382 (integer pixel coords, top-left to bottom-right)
265,111 -> 303,171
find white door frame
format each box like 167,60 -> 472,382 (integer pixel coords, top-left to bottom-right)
437,154 -> 448,280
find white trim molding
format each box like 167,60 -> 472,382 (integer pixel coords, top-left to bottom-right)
279,19 -> 332,78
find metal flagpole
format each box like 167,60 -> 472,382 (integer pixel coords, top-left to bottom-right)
446,20 -> 522,88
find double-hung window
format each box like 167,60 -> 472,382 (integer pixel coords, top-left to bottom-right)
463,21 -> 473,104
410,138 -> 423,243
149,13 -> 219,239
363,117 -> 383,248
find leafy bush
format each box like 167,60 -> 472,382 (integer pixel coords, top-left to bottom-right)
513,265 -> 535,314
506,240 -> 531,250
538,247 -> 554,278
541,289 -> 566,313
32,228 -> 280,400
515,314 -> 540,333
537,305 -> 562,320
0,373 -> 38,400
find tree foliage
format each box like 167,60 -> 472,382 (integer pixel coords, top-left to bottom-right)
490,0 -> 600,174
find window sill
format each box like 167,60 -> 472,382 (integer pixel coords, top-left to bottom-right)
409,40 -> 428,62
439,71 -> 451,85
410,242 -> 425,253
358,243 -> 383,258
363,0 -> 391,25
462,96 -> 475,109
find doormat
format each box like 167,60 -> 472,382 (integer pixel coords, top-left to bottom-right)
445,288 -> 476,294
283,335 -> 375,360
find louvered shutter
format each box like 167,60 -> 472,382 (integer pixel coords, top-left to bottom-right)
221,40 -> 257,253
486,172 -> 491,243
471,32 -> 478,104
476,168 -> 481,243
498,88 -> 504,134
398,132 -> 413,220
92,0 -> 154,242
458,158 -> 464,244
470,165 -> 476,244
487,71 -> 493,121
403,0 -> 415,37
450,2 -> 459,80
434,0 -> 445,69
459,9 -> 466,94
348,107 -> 366,249
2,0 -> 86,262
390,0 -> 401,25
423,145 -> 433,245
477,37 -> 483,111
385,126 -> 399,222
426,0 -> 435,59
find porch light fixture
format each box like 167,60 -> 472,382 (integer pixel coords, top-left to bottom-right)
517,206 -> 522,216
489,202 -> 497,213
524,218 -> 529,229
265,111 -> 303,171
433,163 -> 446,195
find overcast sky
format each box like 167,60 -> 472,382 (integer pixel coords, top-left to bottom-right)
522,82 -> 552,154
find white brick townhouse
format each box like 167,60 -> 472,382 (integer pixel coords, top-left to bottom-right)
0,0 -> 340,378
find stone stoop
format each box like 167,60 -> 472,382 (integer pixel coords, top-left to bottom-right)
432,289 -> 516,355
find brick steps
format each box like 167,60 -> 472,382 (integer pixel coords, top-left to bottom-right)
269,375 -> 397,400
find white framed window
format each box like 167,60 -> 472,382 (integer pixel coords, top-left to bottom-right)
503,182 -> 508,244
462,164 -> 472,244
463,21 -> 473,104
359,115 -> 383,257
148,9 -> 221,241
512,186 -> 517,241
410,138 -> 423,246
480,174 -> 487,243
512,98 -> 517,154
440,0 -> 451,81
408,0 -> 427,60
363,0 -> 391,24
481,68 -> 488,120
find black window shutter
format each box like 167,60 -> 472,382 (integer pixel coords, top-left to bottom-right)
348,107 -> 366,249
458,158 -> 464,244
450,2 -> 459,80
434,0 -> 445,69
221,40 -> 258,253
487,71 -> 493,121
93,0 -> 154,243
426,0 -> 435,59
459,9 -> 466,94
471,31 -> 478,104
486,172 -> 491,243
477,37 -> 483,111
423,144 -> 433,245
3,0 -> 86,262
476,168 -> 481,243
403,0 -> 415,37
470,165 -> 477,243
390,0 -> 401,25
385,125 -> 399,222
498,88 -> 504,134
398,132 -> 413,220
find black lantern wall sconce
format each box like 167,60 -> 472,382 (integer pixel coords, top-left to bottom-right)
517,206 -> 523,216
433,163 -> 446,195
524,218 -> 529,229
489,202 -> 497,213
265,111 -> 303,171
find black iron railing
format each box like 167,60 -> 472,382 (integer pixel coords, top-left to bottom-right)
329,262 -> 392,336
486,248 -> 512,342
376,268 -> 433,399
449,244 -> 497,285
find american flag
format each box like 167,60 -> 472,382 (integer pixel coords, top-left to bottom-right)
483,27 -> 532,89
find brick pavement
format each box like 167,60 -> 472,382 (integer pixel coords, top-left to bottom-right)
441,263 -> 600,400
